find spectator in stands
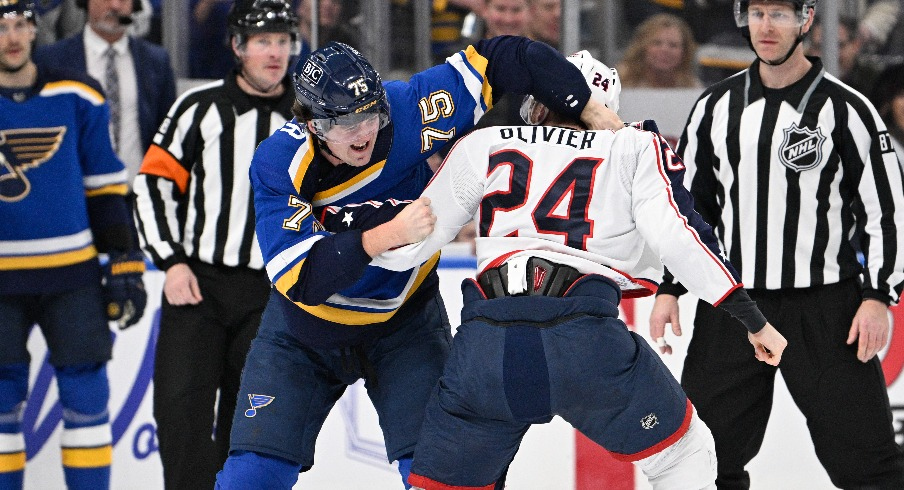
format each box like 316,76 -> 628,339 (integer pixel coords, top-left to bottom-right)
870,63 -> 904,167
35,0 -> 154,47
35,0 -> 176,186
844,0 -> 901,54
462,0 -> 532,128
527,0 -> 560,50
296,0 -> 358,61
806,16 -> 881,97
189,0 -> 234,79
617,13 -> 702,89
461,0 -> 528,44
432,0 -> 482,63
33,0 -> 83,46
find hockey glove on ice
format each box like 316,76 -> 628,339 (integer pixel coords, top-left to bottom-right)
103,251 -> 147,329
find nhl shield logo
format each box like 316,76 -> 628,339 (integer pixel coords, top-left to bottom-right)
640,413 -> 659,430
779,123 -> 825,172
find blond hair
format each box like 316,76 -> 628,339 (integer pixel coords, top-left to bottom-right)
617,13 -> 700,88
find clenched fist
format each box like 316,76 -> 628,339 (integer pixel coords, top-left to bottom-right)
393,197 -> 436,244
362,197 -> 437,257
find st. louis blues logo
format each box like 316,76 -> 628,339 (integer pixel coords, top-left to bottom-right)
640,413 -> 659,430
0,127 -> 67,202
244,394 -> 275,418
779,123 -> 825,173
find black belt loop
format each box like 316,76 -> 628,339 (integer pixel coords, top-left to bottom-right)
477,257 -> 582,299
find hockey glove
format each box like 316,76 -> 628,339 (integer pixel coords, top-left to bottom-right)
103,251 -> 147,330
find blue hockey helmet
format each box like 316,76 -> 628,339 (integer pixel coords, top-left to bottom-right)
292,42 -> 391,139
0,0 -> 35,22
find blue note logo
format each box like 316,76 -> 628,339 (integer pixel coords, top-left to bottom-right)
244,394 -> 275,418
0,127 -> 67,202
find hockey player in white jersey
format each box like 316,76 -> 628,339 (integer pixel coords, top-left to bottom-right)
366,51 -> 788,489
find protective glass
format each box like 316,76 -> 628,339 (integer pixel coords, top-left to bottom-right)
735,2 -> 808,28
310,111 -> 389,143
519,95 -> 548,125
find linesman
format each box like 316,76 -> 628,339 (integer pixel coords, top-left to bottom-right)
650,1 -> 904,488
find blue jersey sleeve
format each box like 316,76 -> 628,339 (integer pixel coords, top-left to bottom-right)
43,67 -> 134,252
473,36 -> 592,122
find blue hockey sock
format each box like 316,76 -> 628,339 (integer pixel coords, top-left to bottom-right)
215,451 -> 303,489
55,363 -> 111,490
0,363 -> 28,490
397,455 -> 413,489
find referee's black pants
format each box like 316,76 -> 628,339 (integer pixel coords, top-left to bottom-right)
682,279 -> 904,490
152,261 -> 271,490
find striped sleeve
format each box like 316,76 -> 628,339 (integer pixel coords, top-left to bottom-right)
132,82 -> 217,269
845,94 -> 904,304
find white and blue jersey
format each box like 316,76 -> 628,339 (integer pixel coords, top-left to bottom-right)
0,65 -> 131,295
251,37 -> 593,348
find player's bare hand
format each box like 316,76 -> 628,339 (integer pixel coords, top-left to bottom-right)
163,263 -> 203,306
847,299 -> 890,362
748,323 -> 787,366
393,197 -> 436,244
649,294 -> 681,355
580,98 -> 624,131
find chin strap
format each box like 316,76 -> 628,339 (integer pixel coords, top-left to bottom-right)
313,135 -> 340,159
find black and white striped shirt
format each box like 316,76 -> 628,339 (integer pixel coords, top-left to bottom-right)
662,58 -> 904,304
132,72 -> 294,271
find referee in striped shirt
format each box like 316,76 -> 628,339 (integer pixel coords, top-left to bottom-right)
131,1 -> 297,488
650,1 -> 904,488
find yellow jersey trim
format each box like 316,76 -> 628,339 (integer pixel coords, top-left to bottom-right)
276,252 -> 440,325
0,245 -> 98,270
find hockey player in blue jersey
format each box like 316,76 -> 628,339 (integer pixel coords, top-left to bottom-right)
214,39 -> 624,489
0,1 -> 146,489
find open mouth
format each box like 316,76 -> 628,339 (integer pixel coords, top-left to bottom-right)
350,141 -> 369,152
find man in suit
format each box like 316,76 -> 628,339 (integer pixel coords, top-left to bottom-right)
35,0 -> 175,185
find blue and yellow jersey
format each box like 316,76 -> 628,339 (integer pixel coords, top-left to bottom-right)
252,37 -> 592,347
0,65 -> 130,295
252,46 -> 495,347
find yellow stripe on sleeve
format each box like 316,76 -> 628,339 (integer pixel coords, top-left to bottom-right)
85,183 -> 128,197
461,46 -> 493,112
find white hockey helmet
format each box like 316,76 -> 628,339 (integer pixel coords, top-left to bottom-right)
520,50 -> 621,125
